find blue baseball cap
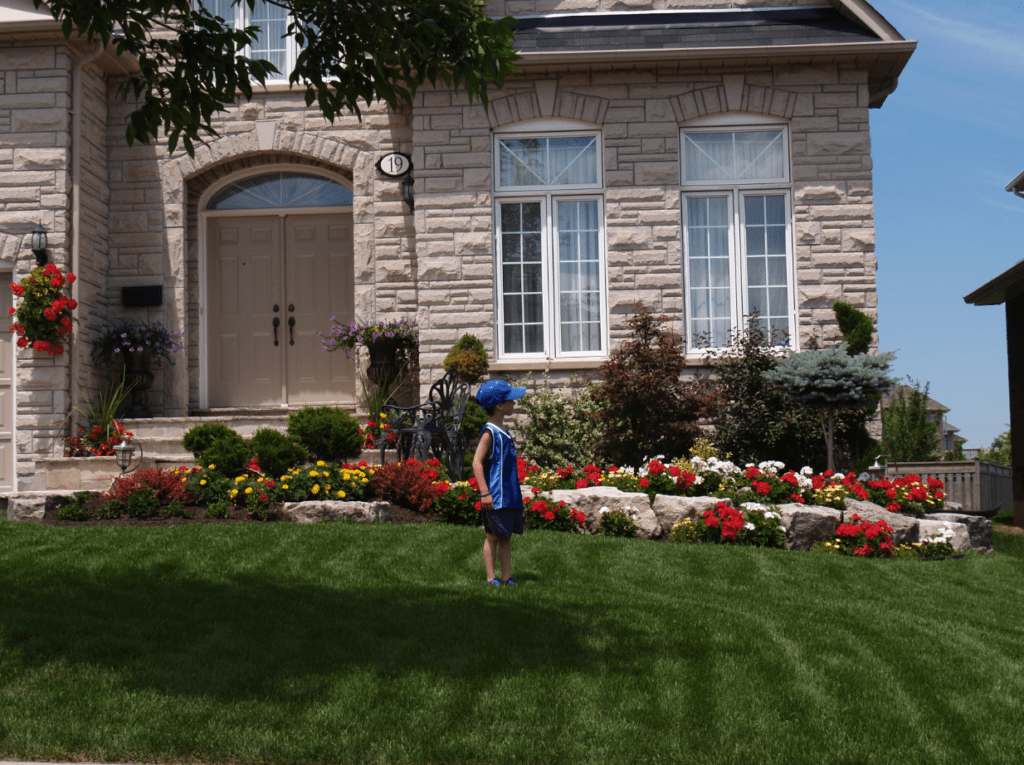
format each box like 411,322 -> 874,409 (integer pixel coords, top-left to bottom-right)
476,380 -> 527,410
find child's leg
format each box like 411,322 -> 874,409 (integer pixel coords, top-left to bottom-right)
497,535 -> 512,582
483,532 -> 500,581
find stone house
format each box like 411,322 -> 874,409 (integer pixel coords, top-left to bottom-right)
0,0 -> 915,490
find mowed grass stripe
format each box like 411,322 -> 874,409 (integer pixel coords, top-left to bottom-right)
2,520 -> 1024,764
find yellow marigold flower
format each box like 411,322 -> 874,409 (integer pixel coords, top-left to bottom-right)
317,460 -> 326,467
235,475 -> 245,484
309,470 -> 319,477
257,477 -> 264,483
282,484 -> 289,490
245,487 -> 253,494
181,477 -> 187,483
229,489 -> 238,498
200,479 -> 207,486
336,490 -> 345,498
208,464 -> 216,469
311,484 -> 320,494
325,484 -> 332,492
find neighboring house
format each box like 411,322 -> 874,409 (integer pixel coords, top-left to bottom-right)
964,169 -> 1024,526
0,0 -> 915,490
881,385 -> 966,454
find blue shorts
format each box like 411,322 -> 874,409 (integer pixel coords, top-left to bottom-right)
483,508 -> 524,537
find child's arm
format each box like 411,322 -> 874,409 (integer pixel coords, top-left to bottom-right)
472,430 -> 494,511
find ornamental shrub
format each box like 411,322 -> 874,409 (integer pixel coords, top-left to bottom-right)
516,375 -> 601,470
832,301 -> 874,355
106,467 -> 195,506
443,334 -> 489,383
287,406 -> 363,462
830,514 -> 895,558
593,304 -> 714,466
56,492 -> 92,522
371,458 -> 444,512
197,431 -> 250,478
248,428 -> 308,479
124,487 -> 161,519
597,506 -> 638,538
182,422 -> 240,457
434,480 -> 483,526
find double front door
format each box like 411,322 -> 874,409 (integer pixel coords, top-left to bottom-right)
206,213 -> 355,408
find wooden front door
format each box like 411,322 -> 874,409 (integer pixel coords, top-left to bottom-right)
206,213 -> 355,408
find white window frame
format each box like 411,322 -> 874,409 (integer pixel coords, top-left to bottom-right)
680,121 -> 796,354
200,0 -> 297,80
493,129 -> 609,361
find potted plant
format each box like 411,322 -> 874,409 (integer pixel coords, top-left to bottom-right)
8,264 -> 77,356
92,321 -> 185,417
321,317 -> 418,388
443,333 -> 489,384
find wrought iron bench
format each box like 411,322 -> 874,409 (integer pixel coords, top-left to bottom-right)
379,369 -> 471,479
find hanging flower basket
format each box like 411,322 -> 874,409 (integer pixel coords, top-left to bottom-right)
8,264 -> 77,356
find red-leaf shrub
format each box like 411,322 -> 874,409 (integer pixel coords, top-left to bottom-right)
103,467 -> 195,506
371,458 -> 443,512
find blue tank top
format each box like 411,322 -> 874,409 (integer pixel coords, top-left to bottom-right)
480,421 -> 523,510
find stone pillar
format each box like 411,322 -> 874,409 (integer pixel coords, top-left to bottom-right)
1007,292 -> 1024,527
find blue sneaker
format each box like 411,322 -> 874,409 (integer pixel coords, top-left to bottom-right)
488,578 -> 501,586
502,578 -> 516,586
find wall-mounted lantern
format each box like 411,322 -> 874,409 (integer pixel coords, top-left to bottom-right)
30,222 -> 48,266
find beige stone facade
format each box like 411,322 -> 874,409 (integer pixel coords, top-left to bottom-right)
0,0 -> 914,488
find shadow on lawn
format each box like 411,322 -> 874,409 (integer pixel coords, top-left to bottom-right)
0,566 -> 703,703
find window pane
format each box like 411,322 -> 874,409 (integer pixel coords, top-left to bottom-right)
743,194 -> 789,336
556,200 -> 602,353
767,256 -> 787,286
199,0 -> 235,22
497,136 -> 598,188
686,196 -> 731,348
525,324 -> 544,353
685,130 -> 785,182
747,258 -> 767,287
250,0 -> 289,72
500,202 -> 545,355
207,172 -> 352,210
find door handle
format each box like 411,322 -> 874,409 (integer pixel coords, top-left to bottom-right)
272,317 -> 280,346
288,316 -> 295,345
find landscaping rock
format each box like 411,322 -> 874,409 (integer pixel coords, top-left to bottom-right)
548,487 -> 659,538
775,503 -> 841,551
843,499 -> 919,546
283,500 -> 393,524
5,491 -> 79,522
928,512 -> 993,552
916,517 -> 972,552
651,495 -> 724,538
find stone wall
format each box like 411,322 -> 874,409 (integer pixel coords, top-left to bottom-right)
412,64 -> 878,389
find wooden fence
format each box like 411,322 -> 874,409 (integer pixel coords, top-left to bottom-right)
880,460 -> 1012,515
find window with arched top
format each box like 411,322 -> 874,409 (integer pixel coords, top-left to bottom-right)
206,172 -> 353,210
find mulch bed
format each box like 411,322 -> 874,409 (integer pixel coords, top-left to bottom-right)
41,495 -> 439,527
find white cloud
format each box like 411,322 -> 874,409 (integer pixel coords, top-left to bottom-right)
888,0 -> 1024,62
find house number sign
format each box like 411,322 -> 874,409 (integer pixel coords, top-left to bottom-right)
376,152 -> 412,178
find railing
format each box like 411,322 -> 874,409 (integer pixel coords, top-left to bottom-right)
882,460 -> 1012,515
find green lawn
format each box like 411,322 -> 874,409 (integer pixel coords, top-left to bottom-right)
1,518 -> 1023,765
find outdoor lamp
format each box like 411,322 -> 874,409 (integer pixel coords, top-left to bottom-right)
401,174 -> 415,213
113,438 -> 138,476
30,222 -> 48,266
868,454 -> 889,479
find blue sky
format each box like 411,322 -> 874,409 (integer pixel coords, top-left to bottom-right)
869,0 -> 1023,450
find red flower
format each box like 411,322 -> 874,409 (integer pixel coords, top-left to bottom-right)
648,460 -> 665,476
575,478 -> 589,489
16,337 -> 27,348
32,339 -> 50,352
530,499 -> 548,513
745,466 -> 761,480
67,272 -> 76,284
639,477 -> 649,488
474,500 -> 482,511
544,511 -> 555,521
531,486 -> 542,494
6,307 -> 14,316
10,283 -> 23,296
790,494 -> 805,504
668,465 -> 680,477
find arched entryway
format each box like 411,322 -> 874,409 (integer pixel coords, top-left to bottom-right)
200,169 -> 356,408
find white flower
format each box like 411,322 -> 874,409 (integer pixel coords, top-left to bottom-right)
780,526 -> 787,533
599,506 -> 610,515
744,522 -> 756,531
741,502 -> 770,513
764,511 -> 781,521
693,475 -> 704,485
800,466 -> 815,476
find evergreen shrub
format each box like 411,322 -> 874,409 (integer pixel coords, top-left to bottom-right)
516,375 -> 601,469
248,428 -> 308,478
286,406 -> 363,462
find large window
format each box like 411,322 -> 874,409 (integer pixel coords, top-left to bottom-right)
201,0 -> 294,77
494,133 -> 607,359
681,127 -> 794,350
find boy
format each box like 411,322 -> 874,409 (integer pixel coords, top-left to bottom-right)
472,379 -> 527,585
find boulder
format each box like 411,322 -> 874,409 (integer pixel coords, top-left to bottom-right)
916,517 -> 972,553
842,499 -> 921,545
5,491 -> 79,522
547,487 -> 660,538
775,503 -> 841,551
651,495 -> 726,539
283,500 -> 393,524
928,512 -> 993,552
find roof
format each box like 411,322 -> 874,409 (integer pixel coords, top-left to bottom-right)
510,8 -> 881,52
509,3 -> 915,107
964,258 -> 1024,306
1006,168 -> 1024,194
883,385 -> 949,413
